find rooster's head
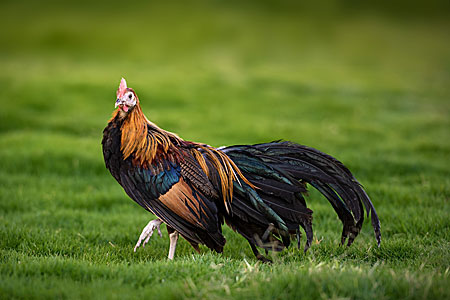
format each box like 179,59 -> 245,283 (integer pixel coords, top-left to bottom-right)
115,77 -> 137,114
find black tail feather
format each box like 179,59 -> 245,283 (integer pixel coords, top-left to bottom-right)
223,141 -> 381,252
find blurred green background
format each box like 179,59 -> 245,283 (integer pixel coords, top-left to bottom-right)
1,1 -> 449,299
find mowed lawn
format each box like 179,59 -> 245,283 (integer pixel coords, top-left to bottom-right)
0,1 -> 449,299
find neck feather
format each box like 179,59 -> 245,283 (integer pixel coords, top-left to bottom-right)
112,104 -> 182,166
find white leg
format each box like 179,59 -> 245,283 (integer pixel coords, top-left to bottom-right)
134,219 -> 163,252
168,231 -> 179,260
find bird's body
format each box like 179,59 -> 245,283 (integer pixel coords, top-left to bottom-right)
102,78 -> 381,261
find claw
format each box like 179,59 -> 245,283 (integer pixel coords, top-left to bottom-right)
134,219 -> 163,252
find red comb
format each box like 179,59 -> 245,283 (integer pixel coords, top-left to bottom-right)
117,77 -> 127,97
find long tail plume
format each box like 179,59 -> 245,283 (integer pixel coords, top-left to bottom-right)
224,141 -> 381,249
256,141 -> 381,246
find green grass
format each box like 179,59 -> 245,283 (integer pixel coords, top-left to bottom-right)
1,1 -> 449,299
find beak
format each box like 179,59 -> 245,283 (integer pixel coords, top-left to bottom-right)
115,98 -> 122,108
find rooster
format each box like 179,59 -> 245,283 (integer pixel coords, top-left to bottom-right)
102,78 -> 381,262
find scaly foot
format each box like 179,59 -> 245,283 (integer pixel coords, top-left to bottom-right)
168,231 -> 179,260
134,219 -> 163,252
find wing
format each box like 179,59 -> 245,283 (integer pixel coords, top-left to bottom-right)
119,155 -> 225,252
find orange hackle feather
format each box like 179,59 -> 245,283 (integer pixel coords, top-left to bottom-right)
111,98 -> 254,212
